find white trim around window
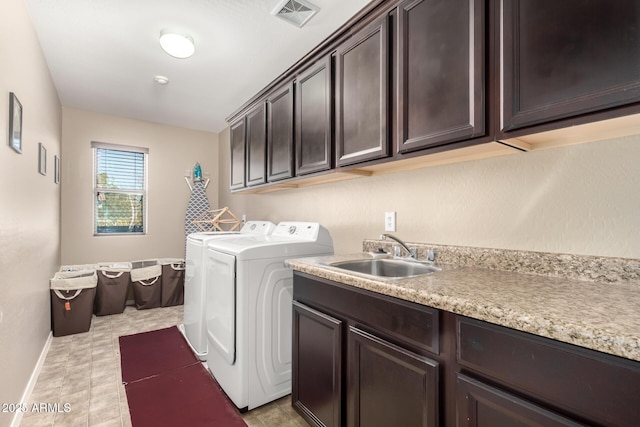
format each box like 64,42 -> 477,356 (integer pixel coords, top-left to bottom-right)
92,141 -> 148,236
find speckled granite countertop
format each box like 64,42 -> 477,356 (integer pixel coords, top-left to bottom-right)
286,251 -> 640,362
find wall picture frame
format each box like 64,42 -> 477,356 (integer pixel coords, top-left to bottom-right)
38,143 -> 47,175
8,92 -> 22,154
54,155 -> 60,184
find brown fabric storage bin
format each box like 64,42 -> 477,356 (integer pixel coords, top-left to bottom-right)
130,263 -> 162,310
95,262 -> 131,316
159,258 -> 185,307
50,270 -> 97,337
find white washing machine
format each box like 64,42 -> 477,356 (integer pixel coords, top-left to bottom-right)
204,222 -> 333,410
181,221 -> 275,360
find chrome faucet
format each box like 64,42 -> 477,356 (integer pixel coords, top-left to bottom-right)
380,234 -> 417,259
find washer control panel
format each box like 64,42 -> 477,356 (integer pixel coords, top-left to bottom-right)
272,222 -> 320,240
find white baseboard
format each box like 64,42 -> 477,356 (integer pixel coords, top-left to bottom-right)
11,332 -> 52,427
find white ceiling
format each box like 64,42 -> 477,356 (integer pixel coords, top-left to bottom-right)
24,0 -> 373,133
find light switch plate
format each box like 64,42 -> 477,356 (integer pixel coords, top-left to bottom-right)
384,211 -> 396,232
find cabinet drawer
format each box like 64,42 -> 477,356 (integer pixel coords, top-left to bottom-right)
457,316 -> 640,426
294,272 -> 438,355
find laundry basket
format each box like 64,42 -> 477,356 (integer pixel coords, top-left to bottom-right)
130,261 -> 162,310
158,258 -> 185,307
94,262 -> 131,316
50,270 -> 97,337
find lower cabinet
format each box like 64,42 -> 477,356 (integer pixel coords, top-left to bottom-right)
292,272 -> 640,427
456,316 -> 640,427
293,272 -> 440,427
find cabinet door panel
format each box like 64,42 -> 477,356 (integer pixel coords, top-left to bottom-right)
336,18 -> 389,166
229,118 -> 246,190
398,0 -> 485,153
293,301 -> 342,427
501,0 -> 640,131
246,103 -> 266,186
456,374 -> 582,427
296,58 -> 332,175
348,327 -> 438,427
267,82 -> 294,182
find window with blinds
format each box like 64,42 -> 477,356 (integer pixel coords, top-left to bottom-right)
92,142 -> 148,235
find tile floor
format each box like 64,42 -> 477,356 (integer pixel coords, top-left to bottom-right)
20,305 -> 308,427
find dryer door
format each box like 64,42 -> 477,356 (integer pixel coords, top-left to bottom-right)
205,250 -> 236,365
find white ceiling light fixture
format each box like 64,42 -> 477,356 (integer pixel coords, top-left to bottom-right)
159,30 -> 195,59
272,0 -> 320,28
154,75 -> 169,85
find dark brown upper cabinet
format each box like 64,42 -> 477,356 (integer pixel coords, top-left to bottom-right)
245,103 -> 267,187
296,57 -> 332,176
229,118 -> 246,190
397,0 -> 486,153
500,0 -> 640,132
335,16 -> 390,167
267,82 -> 294,182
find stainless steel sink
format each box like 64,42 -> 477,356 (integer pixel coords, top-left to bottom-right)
329,258 -> 440,278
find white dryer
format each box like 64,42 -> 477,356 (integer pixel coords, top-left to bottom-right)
182,221 -> 275,360
204,222 -> 333,410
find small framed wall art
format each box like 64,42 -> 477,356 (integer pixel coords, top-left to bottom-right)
38,143 -> 47,175
8,92 -> 22,153
54,155 -> 60,184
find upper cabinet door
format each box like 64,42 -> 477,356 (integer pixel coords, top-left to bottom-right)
229,118 -> 246,190
397,0 -> 485,154
296,57 -> 332,176
267,82 -> 294,182
501,0 -> 640,132
245,103 -> 267,187
336,17 -> 390,167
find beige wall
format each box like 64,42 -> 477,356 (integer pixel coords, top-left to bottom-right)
219,129 -> 640,259
61,108 -> 218,264
0,0 -> 62,425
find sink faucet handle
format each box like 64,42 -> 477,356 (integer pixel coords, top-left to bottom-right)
381,233 -> 417,259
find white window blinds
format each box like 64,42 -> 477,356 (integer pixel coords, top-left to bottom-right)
92,142 -> 148,235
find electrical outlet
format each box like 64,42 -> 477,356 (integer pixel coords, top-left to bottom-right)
384,211 -> 396,232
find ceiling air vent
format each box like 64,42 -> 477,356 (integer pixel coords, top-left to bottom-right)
271,0 -> 320,28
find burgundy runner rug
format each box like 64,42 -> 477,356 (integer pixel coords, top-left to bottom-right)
119,326 -> 198,383
120,326 -> 247,427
